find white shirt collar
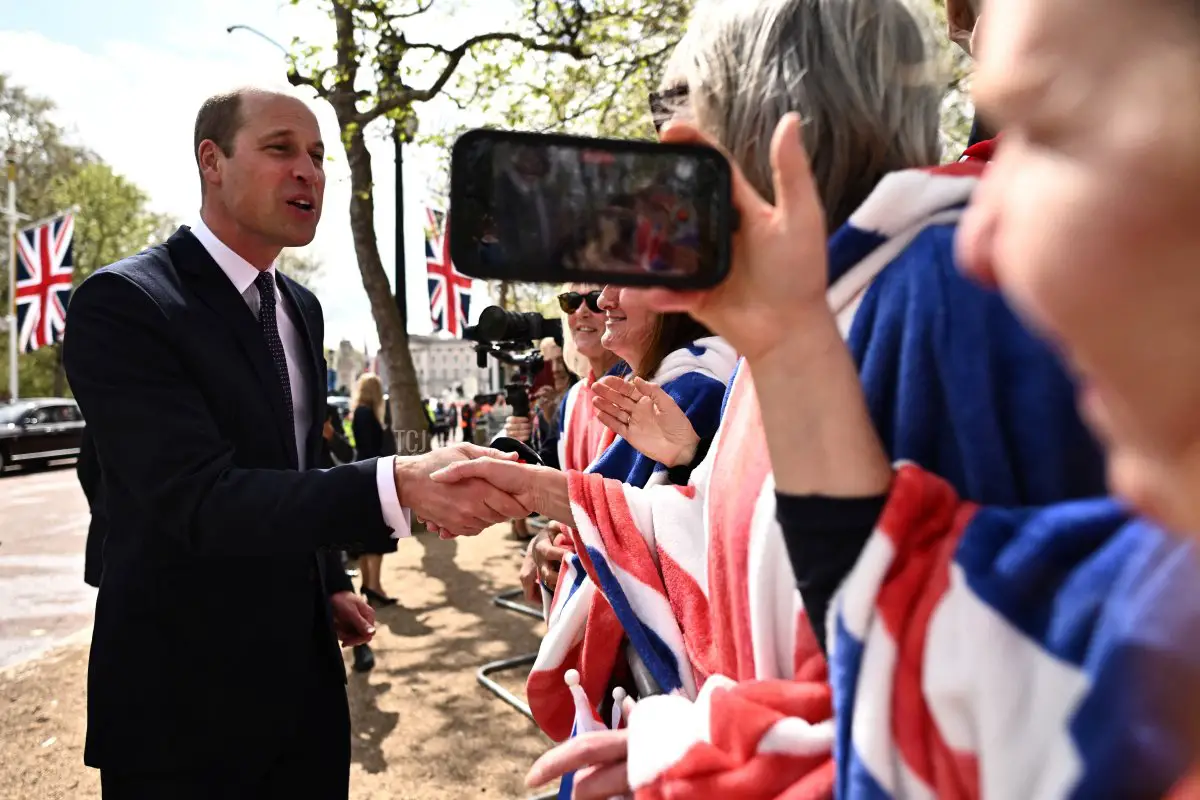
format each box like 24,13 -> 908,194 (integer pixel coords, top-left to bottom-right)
190,217 -> 277,296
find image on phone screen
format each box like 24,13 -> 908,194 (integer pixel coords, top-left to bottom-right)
450,131 -> 731,288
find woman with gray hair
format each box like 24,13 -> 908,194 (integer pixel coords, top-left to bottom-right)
436,0 -> 1104,796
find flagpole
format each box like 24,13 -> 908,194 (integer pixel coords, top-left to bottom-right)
5,153 -> 17,403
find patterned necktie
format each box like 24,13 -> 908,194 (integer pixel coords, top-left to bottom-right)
254,272 -> 296,461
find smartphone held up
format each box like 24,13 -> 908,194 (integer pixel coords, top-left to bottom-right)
449,129 -> 735,289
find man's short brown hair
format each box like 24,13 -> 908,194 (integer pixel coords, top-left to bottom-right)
194,89 -> 247,191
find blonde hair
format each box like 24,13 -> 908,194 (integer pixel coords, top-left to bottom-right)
664,0 -> 942,230
352,372 -> 386,424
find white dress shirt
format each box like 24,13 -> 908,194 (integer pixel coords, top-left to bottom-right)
190,219 -> 411,538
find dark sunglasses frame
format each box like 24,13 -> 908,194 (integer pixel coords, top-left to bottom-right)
649,84 -> 690,133
558,290 -> 603,314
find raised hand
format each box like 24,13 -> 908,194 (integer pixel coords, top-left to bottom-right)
643,113 -> 831,364
592,375 -> 701,467
394,443 -> 530,538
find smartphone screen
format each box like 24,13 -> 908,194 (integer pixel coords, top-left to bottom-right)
450,129 -> 732,289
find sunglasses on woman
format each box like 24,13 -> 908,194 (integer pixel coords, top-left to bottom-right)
649,84 -> 689,133
558,290 -> 603,314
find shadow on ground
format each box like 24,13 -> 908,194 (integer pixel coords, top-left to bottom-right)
345,527 -> 552,797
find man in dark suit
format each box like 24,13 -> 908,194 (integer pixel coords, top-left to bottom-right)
63,88 -> 529,799
77,429 -> 106,588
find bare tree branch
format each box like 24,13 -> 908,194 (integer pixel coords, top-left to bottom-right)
386,0 -> 435,20
360,31 -> 589,124
287,68 -> 326,96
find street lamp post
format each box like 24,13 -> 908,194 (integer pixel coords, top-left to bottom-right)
225,25 -> 290,59
392,114 -> 419,329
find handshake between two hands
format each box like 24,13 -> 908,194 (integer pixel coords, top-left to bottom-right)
331,444 -> 550,650
391,442 -> 556,539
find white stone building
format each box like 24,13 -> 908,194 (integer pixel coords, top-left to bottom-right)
408,334 -> 494,400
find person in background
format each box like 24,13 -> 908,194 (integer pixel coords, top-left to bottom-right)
461,400 -> 475,445
433,402 -> 449,447
508,285 -> 622,601
531,337 -> 576,457
445,281 -> 737,762
350,373 -> 398,609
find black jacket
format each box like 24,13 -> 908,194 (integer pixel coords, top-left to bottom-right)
63,227 -> 383,775
78,429 -> 107,588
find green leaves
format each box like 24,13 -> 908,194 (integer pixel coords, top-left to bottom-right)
0,76 -> 172,399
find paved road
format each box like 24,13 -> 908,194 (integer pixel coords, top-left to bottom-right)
0,464 -> 95,669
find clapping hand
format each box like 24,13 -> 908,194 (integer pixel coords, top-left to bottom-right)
592,376 -> 701,468
395,443 -> 531,538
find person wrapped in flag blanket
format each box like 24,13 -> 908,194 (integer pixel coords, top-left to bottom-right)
524,287 -> 736,747
432,2 -> 1147,798
514,3 -> 1200,793
513,284 -> 623,601
513,170 -> 1118,797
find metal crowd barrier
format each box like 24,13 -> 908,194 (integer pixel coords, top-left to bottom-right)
475,587 -> 558,798
476,588 -> 542,720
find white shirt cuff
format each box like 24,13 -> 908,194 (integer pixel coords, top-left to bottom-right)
376,456 -> 412,539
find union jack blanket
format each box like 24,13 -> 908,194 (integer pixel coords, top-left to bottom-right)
558,361 -> 629,474
528,336 -> 737,742
828,465 -> 1200,798
536,158 -> 1141,798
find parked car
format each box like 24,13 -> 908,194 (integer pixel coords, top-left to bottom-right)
0,398 -> 86,472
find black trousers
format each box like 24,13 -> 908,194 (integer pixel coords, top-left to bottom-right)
100,676 -> 350,800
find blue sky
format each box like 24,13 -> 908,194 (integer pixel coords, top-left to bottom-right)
0,0 -> 511,349
3,1 -> 178,54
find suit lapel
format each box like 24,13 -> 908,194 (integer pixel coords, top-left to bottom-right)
276,273 -> 324,469
167,227 -> 297,468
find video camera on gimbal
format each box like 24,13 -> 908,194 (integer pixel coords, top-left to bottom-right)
463,306 -> 563,419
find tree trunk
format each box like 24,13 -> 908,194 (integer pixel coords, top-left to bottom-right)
338,123 -> 429,456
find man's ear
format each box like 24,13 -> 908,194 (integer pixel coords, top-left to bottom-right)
945,0 -> 979,54
197,139 -> 223,189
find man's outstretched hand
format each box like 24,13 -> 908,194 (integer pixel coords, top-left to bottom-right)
429,458 -> 575,536
394,443 -> 531,537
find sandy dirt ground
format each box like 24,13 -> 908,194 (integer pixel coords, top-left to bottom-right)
0,525 -> 558,800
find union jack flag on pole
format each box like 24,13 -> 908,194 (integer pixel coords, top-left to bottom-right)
425,208 -> 471,337
15,213 -> 74,353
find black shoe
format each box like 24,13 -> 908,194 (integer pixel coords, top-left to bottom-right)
362,586 -> 398,608
352,644 -> 375,673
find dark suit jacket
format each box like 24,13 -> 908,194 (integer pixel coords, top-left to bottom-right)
81,431 -> 352,593
63,227 -> 386,776
78,429 -> 107,588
